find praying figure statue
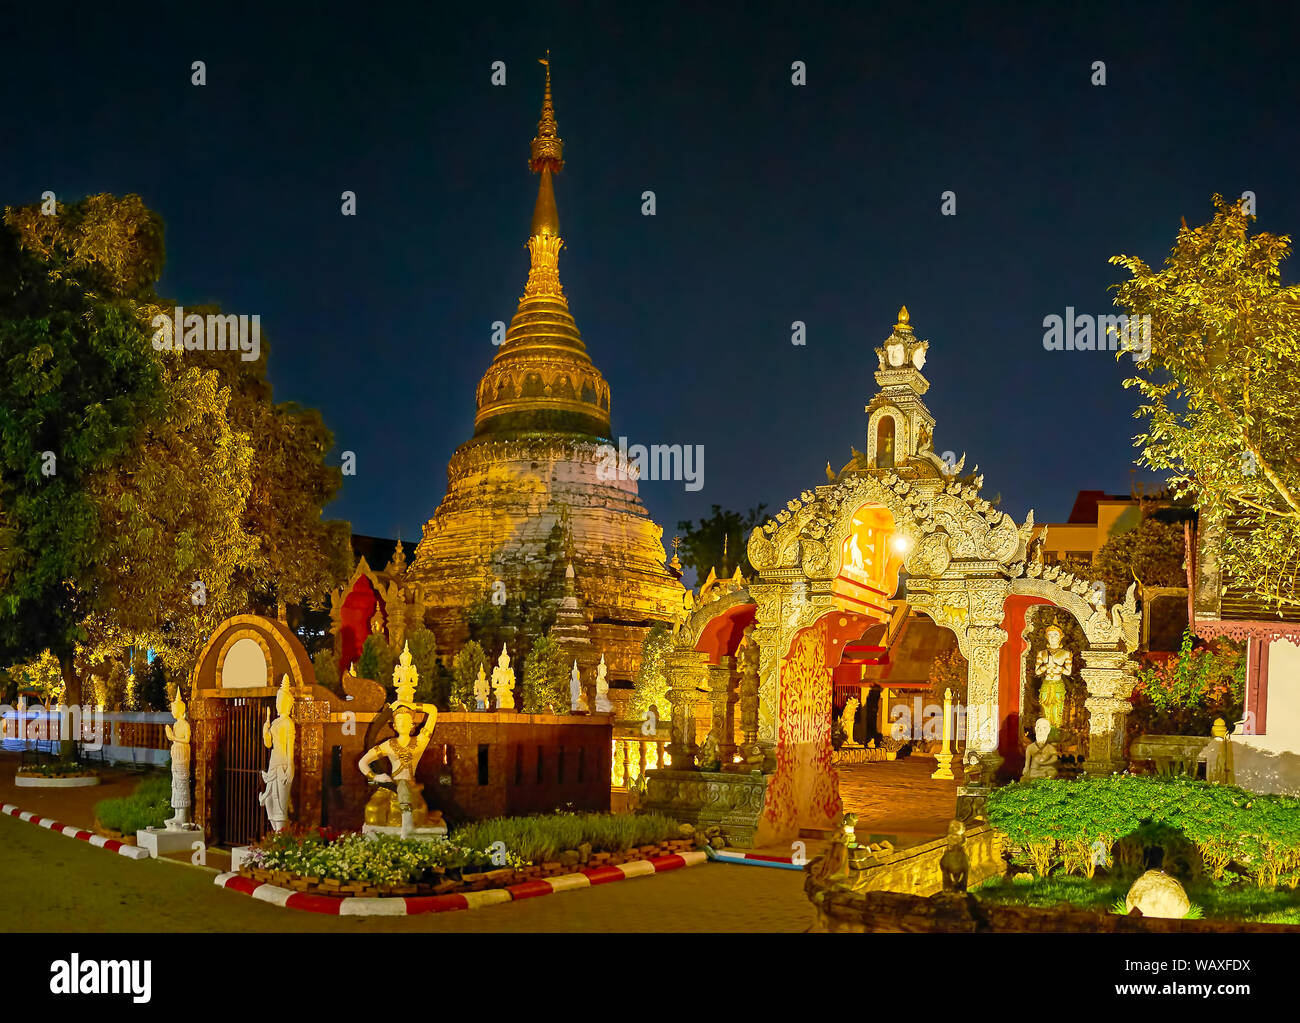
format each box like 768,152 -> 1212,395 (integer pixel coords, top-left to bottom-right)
570,660 -> 588,713
473,665 -> 490,711
594,653 -> 613,713
359,646 -> 439,828
1021,717 -> 1060,781
491,644 -> 516,710
259,676 -> 295,832
1034,623 -> 1072,730
164,691 -> 193,829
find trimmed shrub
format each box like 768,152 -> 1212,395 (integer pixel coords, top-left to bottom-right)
988,775 -> 1300,889
94,775 -> 173,833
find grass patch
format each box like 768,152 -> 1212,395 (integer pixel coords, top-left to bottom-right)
976,874 -> 1300,924
93,775 -> 172,833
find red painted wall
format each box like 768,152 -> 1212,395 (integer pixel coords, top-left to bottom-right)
997,594 -> 1055,773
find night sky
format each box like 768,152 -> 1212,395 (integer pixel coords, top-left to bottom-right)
6,2 -> 1298,549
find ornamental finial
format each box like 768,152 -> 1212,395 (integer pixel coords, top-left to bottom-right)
530,51 -> 564,174
896,305 -> 910,328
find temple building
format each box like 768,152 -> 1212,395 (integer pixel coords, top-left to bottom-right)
406,59 -> 683,682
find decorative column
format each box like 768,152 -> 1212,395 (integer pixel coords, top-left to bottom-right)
664,648 -> 706,771
962,604 -> 1008,778
704,656 -> 739,768
931,687 -> 955,779
293,691 -> 332,829
737,623 -> 763,767
1080,647 -> 1138,776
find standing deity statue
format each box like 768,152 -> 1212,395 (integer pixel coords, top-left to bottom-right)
164,691 -> 193,830
1034,623 -> 1072,730
259,676 -> 295,832
369,607 -> 384,635
570,660 -> 588,713
594,653 -> 613,713
473,665 -> 490,711
491,644 -> 516,710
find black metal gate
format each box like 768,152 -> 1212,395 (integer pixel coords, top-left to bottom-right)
218,696 -> 272,847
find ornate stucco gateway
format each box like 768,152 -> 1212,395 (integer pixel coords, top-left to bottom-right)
642,309 -> 1141,846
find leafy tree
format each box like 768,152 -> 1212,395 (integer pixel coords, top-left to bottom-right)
926,644 -> 968,703
311,648 -> 341,695
629,623 -> 672,721
0,201 -> 166,716
0,194 -> 351,718
1112,195 -> 1300,609
356,633 -> 395,686
451,640 -> 487,710
676,504 -> 767,582
521,634 -> 568,714
1091,518 -> 1187,607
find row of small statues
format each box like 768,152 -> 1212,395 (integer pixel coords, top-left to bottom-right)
469,645 -> 613,714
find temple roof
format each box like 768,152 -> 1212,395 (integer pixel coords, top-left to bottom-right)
473,56 -> 612,440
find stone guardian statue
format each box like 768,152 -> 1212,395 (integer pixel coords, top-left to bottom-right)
259,676 -> 295,831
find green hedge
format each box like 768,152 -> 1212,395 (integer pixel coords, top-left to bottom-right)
93,776 -> 173,833
987,775 -> 1300,888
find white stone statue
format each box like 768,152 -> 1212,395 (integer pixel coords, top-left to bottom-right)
259,675 -> 295,831
473,665 -> 490,711
569,660 -> 588,713
594,653 -> 613,713
164,692 -> 193,829
491,644 -> 516,710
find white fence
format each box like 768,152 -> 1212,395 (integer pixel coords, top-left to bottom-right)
1,703 -> 172,766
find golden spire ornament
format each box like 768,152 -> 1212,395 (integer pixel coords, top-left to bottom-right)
895,305 -> 911,329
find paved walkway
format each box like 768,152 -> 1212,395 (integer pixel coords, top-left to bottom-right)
837,756 -> 959,847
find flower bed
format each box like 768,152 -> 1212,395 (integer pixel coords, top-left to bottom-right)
239,813 -> 690,899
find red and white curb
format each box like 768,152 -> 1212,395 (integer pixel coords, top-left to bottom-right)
2,803 -> 150,860
213,849 -> 708,916
709,848 -> 805,871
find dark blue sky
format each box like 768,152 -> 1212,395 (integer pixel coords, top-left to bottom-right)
5,1 -> 1297,545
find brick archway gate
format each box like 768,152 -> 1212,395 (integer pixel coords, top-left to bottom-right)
188,615 -> 330,846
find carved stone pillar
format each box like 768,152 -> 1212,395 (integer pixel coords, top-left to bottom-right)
665,648 -> 706,770
293,693 -> 333,829
737,624 -> 762,766
704,656 -> 739,767
749,581 -> 786,770
1080,647 -> 1138,776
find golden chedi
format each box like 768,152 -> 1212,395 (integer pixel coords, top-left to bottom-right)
410,57 -> 682,683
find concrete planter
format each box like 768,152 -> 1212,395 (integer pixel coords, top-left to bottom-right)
1130,734 -> 1212,777
14,772 -> 99,788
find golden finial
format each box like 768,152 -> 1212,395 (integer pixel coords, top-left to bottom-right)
530,51 -> 564,174
895,305 -> 910,329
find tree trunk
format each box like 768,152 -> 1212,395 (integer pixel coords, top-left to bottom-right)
57,649 -> 81,760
